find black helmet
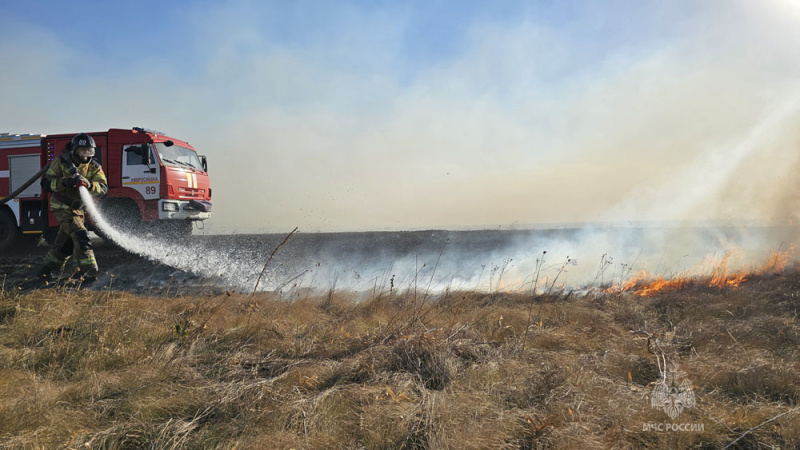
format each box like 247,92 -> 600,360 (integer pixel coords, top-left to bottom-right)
71,133 -> 95,150
71,133 -> 96,164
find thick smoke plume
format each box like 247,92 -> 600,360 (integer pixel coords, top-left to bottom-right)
1,2 -> 798,232
6,1 -> 800,291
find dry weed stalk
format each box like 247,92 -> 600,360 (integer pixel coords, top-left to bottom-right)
630,321 -> 672,384
252,227 -> 298,295
723,406 -> 800,449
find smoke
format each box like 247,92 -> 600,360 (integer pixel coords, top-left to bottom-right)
82,176 -> 797,294
1,2 -> 799,233
5,1 -> 800,292
609,92 -> 800,225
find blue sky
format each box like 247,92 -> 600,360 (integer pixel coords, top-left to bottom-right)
1,1 -> 692,83
2,0 -> 800,232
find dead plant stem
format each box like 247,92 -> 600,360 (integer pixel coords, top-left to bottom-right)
252,227 -> 299,296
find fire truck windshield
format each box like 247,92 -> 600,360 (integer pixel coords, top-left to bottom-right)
154,143 -> 204,171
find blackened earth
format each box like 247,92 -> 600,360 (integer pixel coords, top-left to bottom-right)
0,229 -> 559,295
2,226 -> 797,296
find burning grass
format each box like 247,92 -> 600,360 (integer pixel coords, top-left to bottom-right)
0,271 -> 799,449
602,246 -> 797,298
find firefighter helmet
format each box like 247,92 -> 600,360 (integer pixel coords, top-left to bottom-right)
71,133 -> 96,164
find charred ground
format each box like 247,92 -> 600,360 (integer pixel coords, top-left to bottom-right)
3,226 -> 793,298
0,229 -> 583,295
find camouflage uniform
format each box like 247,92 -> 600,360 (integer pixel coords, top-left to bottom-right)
43,153 -> 108,275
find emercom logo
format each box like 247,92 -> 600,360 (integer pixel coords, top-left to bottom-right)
631,326 -> 701,429
650,362 -> 696,420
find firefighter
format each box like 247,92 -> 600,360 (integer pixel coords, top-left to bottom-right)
38,133 -> 108,283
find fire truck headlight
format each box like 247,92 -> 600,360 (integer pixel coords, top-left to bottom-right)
162,202 -> 179,212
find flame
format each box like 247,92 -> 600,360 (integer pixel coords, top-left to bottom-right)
499,246 -> 798,296
708,250 -> 747,288
634,277 -> 692,297
761,245 -> 795,275
614,245 -> 797,297
601,271 -> 692,297
497,278 -> 526,293
622,270 -> 648,291
709,272 -> 747,288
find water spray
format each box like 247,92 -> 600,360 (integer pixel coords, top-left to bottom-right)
79,186 -> 265,289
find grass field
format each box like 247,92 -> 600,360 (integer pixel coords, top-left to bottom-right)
0,272 -> 798,449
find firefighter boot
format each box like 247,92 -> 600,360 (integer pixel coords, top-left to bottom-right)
36,253 -> 69,282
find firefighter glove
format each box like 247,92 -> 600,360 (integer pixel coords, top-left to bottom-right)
62,177 -> 77,188
76,176 -> 90,189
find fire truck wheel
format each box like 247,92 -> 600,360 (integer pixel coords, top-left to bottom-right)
0,209 -> 21,251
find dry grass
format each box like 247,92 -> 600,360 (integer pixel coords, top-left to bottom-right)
0,272 -> 799,449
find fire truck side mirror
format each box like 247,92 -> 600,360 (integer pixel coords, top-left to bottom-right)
199,155 -> 207,172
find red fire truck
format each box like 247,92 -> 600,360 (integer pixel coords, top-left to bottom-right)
0,127 -> 211,250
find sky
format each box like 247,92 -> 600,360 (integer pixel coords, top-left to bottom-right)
2,0 -> 800,233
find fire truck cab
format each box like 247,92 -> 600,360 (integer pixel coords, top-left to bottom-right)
0,127 -> 211,250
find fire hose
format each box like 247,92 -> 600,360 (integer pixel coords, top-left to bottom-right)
0,161 -> 53,206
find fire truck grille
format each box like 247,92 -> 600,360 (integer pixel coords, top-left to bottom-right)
178,187 -> 206,198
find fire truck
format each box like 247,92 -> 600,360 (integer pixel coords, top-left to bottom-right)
0,127 -> 211,250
